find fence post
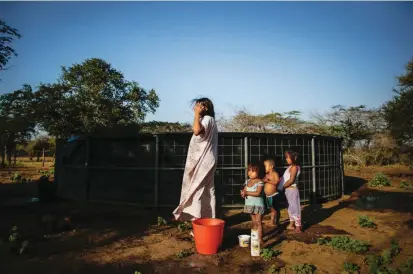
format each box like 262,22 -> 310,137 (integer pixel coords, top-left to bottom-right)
154,135 -> 159,209
244,136 -> 249,181
311,136 -> 317,205
339,139 -> 345,197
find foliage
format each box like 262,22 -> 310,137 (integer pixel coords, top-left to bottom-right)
383,57 -> 413,145
400,181 -> 413,189
365,241 -> 402,274
140,121 -> 192,133
157,217 -> 167,226
400,257 -> 413,274
134,272 -> 142,274
177,221 -> 192,232
325,236 -> 369,254
358,215 -> 377,228
33,58 -> 160,138
8,226 -> 20,242
261,248 -> 282,261
0,19 -> 21,74
175,249 -> 193,259
369,173 -> 391,187
0,85 -> 36,167
291,263 -> 316,274
342,262 -> 360,274
268,263 -> 282,274
316,236 -> 330,245
38,168 -> 55,178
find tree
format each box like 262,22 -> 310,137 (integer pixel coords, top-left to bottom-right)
0,19 -> 21,76
312,105 -> 385,150
140,121 -> 192,133
383,57 -> 413,145
34,58 -> 160,137
0,85 -> 36,166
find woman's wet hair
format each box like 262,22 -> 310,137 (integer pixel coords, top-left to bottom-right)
191,97 -> 215,118
284,148 -> 300,165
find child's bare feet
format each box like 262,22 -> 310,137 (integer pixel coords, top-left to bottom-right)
291,227 -> 302,234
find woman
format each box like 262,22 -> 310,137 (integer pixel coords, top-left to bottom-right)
173,98 -> 219,222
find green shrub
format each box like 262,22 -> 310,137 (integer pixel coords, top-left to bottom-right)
261,248 -> 282,261
400,181 -> 413,189
343,262 -> 360,273
175,249 -> 193,259
400,257 -> 413,274
328,236 -> 369,254
157,217 -> 167,226
268,263 -> 282,274
369,173 -> 391,187
358,215 -> 377,228
316,237 -> 330,245
177,221 -> 192,232
291,264 -> 316,274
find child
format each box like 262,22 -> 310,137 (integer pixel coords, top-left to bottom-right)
280,149 -> 302,233
262,159 -> 281,228
241,163 -> 265,244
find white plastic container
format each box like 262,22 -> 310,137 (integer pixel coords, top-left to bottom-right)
238,235 -> 251,247
250,229 -> 260,256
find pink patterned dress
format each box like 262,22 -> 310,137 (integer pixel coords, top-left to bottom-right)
172,115 -> 218,221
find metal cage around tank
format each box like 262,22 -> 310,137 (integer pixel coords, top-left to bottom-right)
55,133 -> 344,207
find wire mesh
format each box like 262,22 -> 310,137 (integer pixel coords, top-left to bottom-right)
56,133 -> 343,206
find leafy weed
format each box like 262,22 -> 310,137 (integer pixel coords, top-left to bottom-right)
157,217 -> 167,226
369,173 -> 391,187
327,236 -> 369,254
343,262 -> 360,274
176,249 -> 193,259
358,215 -> 377,229
291,263 -> 316,274
261,248 -> 282,261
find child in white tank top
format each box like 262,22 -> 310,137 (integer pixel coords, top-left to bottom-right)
281,149 -> 302,233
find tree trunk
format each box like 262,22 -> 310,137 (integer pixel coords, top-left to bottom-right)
42,148 -> 45,167
0,146 -> 5,168
13,149 -> 17,166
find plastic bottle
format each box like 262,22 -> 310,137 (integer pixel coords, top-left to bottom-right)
250,229 -> 260,256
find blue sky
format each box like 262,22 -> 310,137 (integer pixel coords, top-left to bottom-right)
1,2 -> 413,123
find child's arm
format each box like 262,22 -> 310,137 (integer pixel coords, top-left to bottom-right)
192,112 -> 204,136
265,172 -> 280,186
245,185 -> 264,197
283,166 -> 298,189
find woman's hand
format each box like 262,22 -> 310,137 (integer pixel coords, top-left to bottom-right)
193,103 -> 203,116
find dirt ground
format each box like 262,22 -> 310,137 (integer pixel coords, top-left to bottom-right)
0,163 -> 412,274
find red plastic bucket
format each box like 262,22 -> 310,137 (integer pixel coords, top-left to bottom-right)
192,218 -> 225,255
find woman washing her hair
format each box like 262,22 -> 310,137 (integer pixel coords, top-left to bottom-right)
173,98 -> 219,227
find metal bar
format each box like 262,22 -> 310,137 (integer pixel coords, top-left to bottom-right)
340,141 -> 345,197
154,135 -> 159,209
311,136 -> 316,204
244,136 -> 248,181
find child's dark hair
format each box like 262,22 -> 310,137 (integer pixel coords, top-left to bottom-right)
191,97 -> 215,118
285,148 -> 300,165
247,163 -> 260,173
264,158 -> 275,167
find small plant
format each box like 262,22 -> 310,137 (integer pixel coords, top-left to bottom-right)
38,169 -> 55,178
343,262 -> 360,274
390,240 -> 401,257
400,181 -> 413,189
381,249 -> 394,265
365,254 -> 382,274
400,257 -> 413,273
177,221 -> 192,232
369,173 -> 391,187
291,263 -> 316,274
176,249 -> 193,259
316,236 -> 330,245
157,217 -> 167,226
261,248 -> 282,261
134,271 -> 142,274
328,236 -> 369,254
268,263 -> 282,274
358,215 -> 377,228
9,226 -> 20,242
